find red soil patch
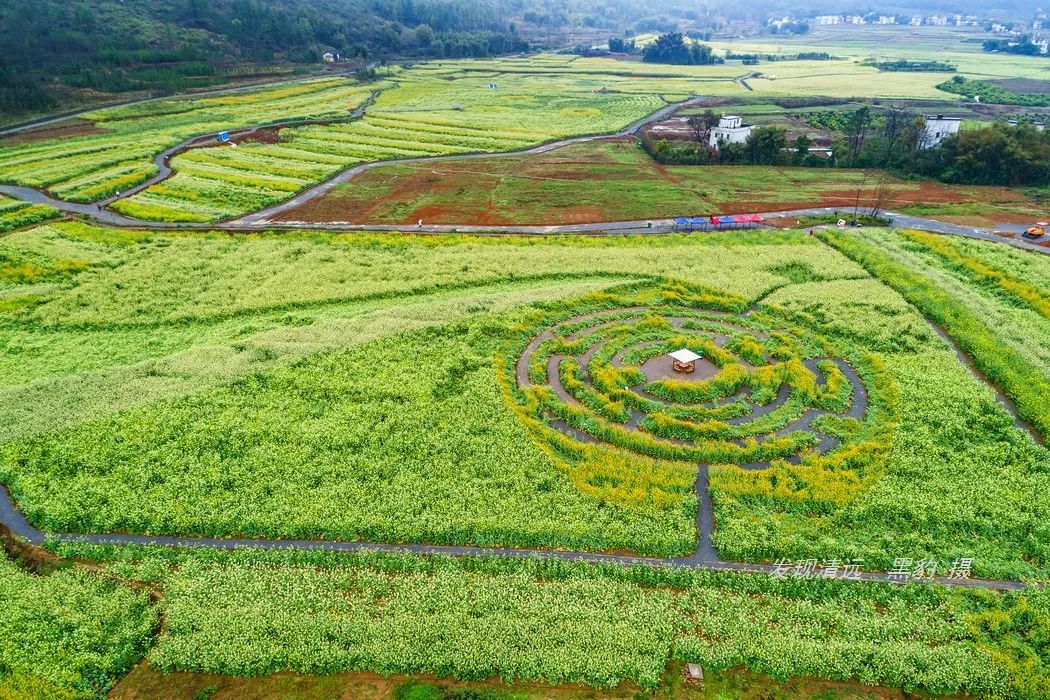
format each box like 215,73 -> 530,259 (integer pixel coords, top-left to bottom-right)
0,118 -> 103,145
231,126 -> 281,145
274,138 -> 1047,228
411,203 -> 514,226
938,211 -> 1045,226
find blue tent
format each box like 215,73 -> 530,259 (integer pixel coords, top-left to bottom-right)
673,217 -> 690,230
689,217 -> 707,230
217,131 -> 230,143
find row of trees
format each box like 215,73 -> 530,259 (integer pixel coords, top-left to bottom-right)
641,33 -> 722,66
643,106 -> 1050,187
642,125 -> 823,167
983,37 -> 1046,56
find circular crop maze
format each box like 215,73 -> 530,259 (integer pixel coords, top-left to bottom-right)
506,285 -> 872,473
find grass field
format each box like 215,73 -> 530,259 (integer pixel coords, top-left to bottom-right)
0,77 -> 384,203
1,219 -> 1049,696
1,220 -> 1048,577
4,28 -> 1050,698
275,139 -> 1048,226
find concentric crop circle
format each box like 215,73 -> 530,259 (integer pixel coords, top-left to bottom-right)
511,300 -> 869,469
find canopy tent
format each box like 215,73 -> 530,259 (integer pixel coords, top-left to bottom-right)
669,348 -> 702,373
711,214 -> 764,229
674,214 -> 765,231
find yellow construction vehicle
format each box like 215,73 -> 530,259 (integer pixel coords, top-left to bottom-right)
1023,223 -> 1048,240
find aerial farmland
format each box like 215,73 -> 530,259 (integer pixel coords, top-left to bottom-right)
1,3 -> 1049,699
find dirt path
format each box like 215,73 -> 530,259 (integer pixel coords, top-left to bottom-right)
734,72 -> 758,91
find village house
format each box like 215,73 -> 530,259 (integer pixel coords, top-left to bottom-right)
921,115 -> 962,149
709,115 -> 753,149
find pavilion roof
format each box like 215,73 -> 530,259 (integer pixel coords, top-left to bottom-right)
669,348 -> 701,363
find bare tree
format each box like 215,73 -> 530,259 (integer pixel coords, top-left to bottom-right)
882,109 -> 911,163
867,172 -> 894,218
851,170 -> 870,224
687,115 -> 707,143
845,107 -> 872,166
686,110 -> 717,144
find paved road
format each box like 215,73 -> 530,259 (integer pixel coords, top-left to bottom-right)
3,181 -> 1046,257
734,71 -> 758,91
0,482 -> 1024,590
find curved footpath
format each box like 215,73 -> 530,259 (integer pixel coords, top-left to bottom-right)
93,91 -> 382,207
2,94 -> 697,227
0,99 -> 1044,590
0,304 -> 1036,591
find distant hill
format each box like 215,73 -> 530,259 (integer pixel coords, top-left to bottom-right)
2,0 -> 1043,120
0,0 -> 529,117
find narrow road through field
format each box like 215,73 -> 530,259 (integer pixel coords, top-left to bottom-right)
232,97 -> 700,224
93,91 -> 382,207
734,71 -> 758,91
1,181 -> 1045,256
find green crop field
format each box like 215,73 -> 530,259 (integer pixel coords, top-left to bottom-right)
110,71 -> 670,222
1,218 -> 1049,697
3,26 -> 1050,700
0,78 -> 384,202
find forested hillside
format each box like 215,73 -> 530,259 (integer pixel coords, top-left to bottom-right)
0,0 -> 530,117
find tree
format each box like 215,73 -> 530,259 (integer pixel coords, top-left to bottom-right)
686,110 -> 717,143
844,107 -> 872,166
744,126 -> 787,165
642,33 -> 720,65
794,134 -> 812,158
415,24 -> 434,47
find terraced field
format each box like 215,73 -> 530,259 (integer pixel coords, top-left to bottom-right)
0,194 -> 60,234
108,71 -> 672,222
0,78 -> 382,205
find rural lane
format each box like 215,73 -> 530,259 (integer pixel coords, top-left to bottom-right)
0,482 -> 1026,591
